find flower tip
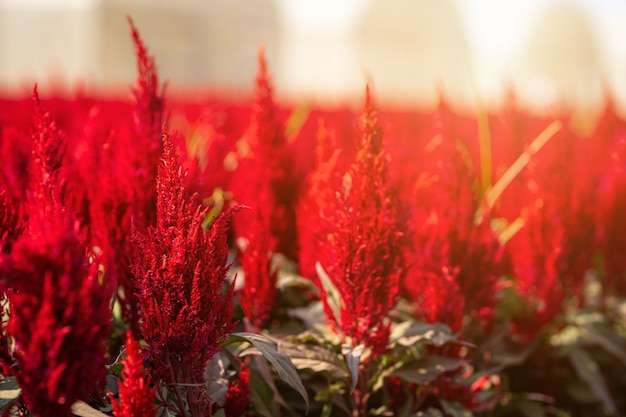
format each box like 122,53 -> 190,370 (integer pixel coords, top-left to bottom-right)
257,44 -> 267,72
32,83 -> 40,105
126,15 -> 137,33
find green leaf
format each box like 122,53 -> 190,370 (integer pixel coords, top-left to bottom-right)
249,370 -> 278,417
515,399 -> 547,417
212,409 -> 226,417
389,321 -> 454,348
277,338 -> 347,378
0,377 -> 20,401
569,348 -> 616,414
391,356 -> 465,385
227,332 -> 309,412
583,323 -> 626,367
422,408 -> 445,417
71,401 -> 110,417
316,262 -> 344,325
440,400 -> 473,417
342,344 -> 364,394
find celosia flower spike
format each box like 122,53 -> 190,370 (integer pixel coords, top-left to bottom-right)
315,86 -> 405,354
131,131 -> 239,385
127,16 -> 164,149
29,84 -> 68,217
109,333 -> 157,417
0,213 -> 112,417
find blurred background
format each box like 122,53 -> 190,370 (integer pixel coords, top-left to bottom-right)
0,0 -> 625,115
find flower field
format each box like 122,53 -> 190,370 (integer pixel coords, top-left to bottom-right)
0,19 -> 625,417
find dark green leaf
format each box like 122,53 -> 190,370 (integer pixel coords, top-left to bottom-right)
390,321 -> 454,348
391,356 -> 465,385
584,324 -> 626,366
277,338 -> 347,378
342,344 -> 364,394
569,348 -> 616,414
515,399 -> 547,417
228,332 -> 309,412
249,370 -> 278,417
440,400 -> 473,417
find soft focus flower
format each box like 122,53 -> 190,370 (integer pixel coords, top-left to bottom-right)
127,16 -> 165,231
314,86 -> 405,354
233,48 -> 298,329
222,364 -> 251,417
0,213 -> 112,417
297,119 -> 342,286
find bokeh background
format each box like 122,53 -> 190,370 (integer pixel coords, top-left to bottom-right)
1,0 -> 625,115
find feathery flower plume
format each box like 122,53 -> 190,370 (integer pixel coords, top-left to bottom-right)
0,213 -> 112,417
127,16 -> 165,231
403,124 -> 503,330
128,16 -> 164,155
131,131 -> 238,387
297,119 -> 342,285
28,85 -> 67,219
109,333 -> 157,417
233,47 -> 298,329
0,189 -> 21,255
316,86 -> 404,353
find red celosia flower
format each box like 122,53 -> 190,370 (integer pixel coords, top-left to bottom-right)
80,120 -> 144,338
109,333 -> 157,417
0,213 -> 112,417
28,85 -> 68,219
403,123 -> 503,330
313,86 -> 405,354
0,189 -> 21,255
131,131 -> 238,385
233,48 -> 299,329
222,364 -> 251,417
595,133 -> 626,297
504,126 -> 594,337
128,16 -> 164,155
127,16 -> 165,231
297,119 -> 342,285
418,268 -> 465,333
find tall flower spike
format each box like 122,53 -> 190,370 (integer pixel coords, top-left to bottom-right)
297,118 -> 341,285
109,333 -> 157,417
131,131 -> 239,387
233,47 -> 299,329
127,16 -> 165,231
128,16 -> 164,151
0,213 -> 112,417
316,86 -> 405,354
29,85 -> 67,219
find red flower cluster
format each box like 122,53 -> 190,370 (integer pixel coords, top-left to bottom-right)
130,132 -> 238,384
109,333 -> 157,417
232,48 -> 299,329
307,87 -> 405,353
0,86 -> 113,417
1,215 -> 111,417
